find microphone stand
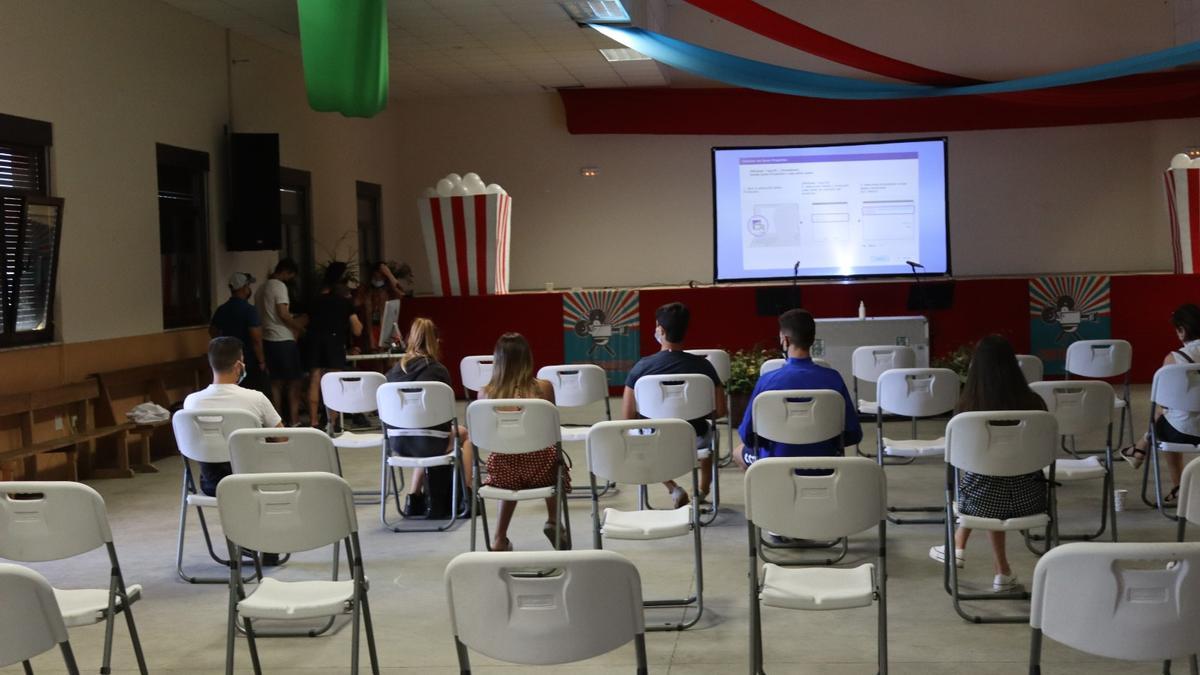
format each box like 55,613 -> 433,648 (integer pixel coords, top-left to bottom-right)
792,261 -> 801,311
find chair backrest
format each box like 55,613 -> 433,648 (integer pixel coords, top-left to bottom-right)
459,355 -> 495,393
633,374 -> 715,421
1030,541 -> 1200,661
1030,381 -> 1114,437
852,345 -> 916,383
759,358 -> 785,377
586,419 -> 696,485
444,550 -> 644,666
320,371 -> 386,414
1150,363 -> 1200,414
1064,339 -> 1132,379
744,457 -> 886,541
536,364 -> 608,408
0,482 -> 111,562
945,410 -> 1058,476
376,381 -> 456,429
171,408 -> 261,463
216,472 -> 357,555
1016,354 -> 1044,384
877,368 -> 959,418
751,389 -> 845,446
685,349 -> 731,383
0,563 -> 70,668
1179,457 -> 1200,527
466,398 -> 561,454
228,427 -> 340,475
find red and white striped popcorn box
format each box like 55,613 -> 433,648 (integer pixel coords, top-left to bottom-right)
1165,168 -> 1200,274
417,193 -> 512,296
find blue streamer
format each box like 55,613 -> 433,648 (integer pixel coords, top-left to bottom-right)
594,25 -> 1200,99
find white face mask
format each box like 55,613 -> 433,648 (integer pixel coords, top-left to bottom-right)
371,279 -> 386,288
236,361 -> 247,385
654,328 -> 665,345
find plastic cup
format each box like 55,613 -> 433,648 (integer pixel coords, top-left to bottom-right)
1113,489 -> 1128,512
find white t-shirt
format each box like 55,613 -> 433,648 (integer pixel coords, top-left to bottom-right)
255,278 -> 294,342
1165,339 -> 1200,437
183,384 -> 282,429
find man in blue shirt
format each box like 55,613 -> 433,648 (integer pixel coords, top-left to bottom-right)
209,272 -> 268,395
734,308 -> 862,470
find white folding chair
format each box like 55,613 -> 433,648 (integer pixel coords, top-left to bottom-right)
1029,542 -> 1200,675
465,398 -> 570,551
0,564 -> 80,675
321,371 -> 387,503
875,368 -> 960,524
1065,339 -> 1133,450
634,373 -> 721,525
0,482 -> 146,675
218,472 -> 379,675
1016,354 -> 1044,384
745,457 -> 888,675
587,419 -> 703,631
375,381 -> 464,532
749,389 -> 851,564
171,408 -> 262,584
459,355 -> 494,399
539,364 -> 618,499
943,410 -> 1059,624
760,357 -> 830,378
686,349 -> 735,466
1145,364 -> 1200,520
445,550 -> 647,673
1030,381 -> 1117,542
852,345 -> 916,416
1179,457 -> 1200,542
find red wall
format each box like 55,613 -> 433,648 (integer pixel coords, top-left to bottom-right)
400,274 -> 1200,395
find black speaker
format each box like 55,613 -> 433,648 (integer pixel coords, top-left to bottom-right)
756,286 -> 801,316
227,133 -> 281,251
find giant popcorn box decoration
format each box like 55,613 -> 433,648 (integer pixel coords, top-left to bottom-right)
418,173 -> 511,296
1165,153 -> 1200,274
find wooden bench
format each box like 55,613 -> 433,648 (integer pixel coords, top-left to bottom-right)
0,380 -> 132,481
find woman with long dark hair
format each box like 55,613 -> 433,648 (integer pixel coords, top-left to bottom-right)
929,334 -> 1046,592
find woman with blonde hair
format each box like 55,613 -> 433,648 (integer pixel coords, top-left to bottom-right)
464,332 -> 570,551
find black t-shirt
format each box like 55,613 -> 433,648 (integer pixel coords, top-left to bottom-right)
307,292 -> 355,337
210,297 -> 261,369
384,356 -> 454,457
625,350 -> 722,436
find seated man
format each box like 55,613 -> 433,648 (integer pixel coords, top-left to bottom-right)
184,336 -> 284,497
734,309 -> 862,470
623,302 -> 726,508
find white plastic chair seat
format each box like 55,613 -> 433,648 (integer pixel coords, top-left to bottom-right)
601,506 -> 691,540
331,431 -> 384,449
697,447 -> 712,460
477,485 -> 556,502
759,562 -> 875,611
1043,456 -> 1106,481
560,425 -> 590,443
54,585 -> 143,628
386,454 -> 455,469
1112,399 -> 1126,409
881,437 -> 945,458
1158,441 -> 1200,453
858,400 -> 879,415
185,494 -> 217,508
956,509 -> 1050,532
238,578 -> 355,621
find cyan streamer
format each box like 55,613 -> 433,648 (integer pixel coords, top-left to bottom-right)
593,25 -> 1200,99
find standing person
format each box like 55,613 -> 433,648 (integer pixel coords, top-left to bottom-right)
354,261 -> 407,365
733,309 -> 861,470
209,272 -> 268,395
623,302 -> 726,509
929,334 -> 1047,592
304,262 -> 363,429
1119,303 -> 1200,504
255,258 -> 305,425
462,333 -> 570,551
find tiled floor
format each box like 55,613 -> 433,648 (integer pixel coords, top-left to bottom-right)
4,386 -> 1192,673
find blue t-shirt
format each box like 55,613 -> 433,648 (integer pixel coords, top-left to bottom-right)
210,297 -> 261,369
626,350 -> 722,437
738,356 -> 862,459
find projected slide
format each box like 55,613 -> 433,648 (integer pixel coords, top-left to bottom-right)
713,139 -> 948,281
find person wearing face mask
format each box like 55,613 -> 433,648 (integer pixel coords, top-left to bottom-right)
623,302 -> 726,509
183,337 -> 284,497
354,261 -> 408,363
732,308 -> 861,472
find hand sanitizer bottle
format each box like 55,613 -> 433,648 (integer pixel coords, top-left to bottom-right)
858,301 -> 866,320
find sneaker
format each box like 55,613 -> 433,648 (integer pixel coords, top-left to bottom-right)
929,545 -> 965,568
670,486 -> 690,509
992,573 -> 1019,592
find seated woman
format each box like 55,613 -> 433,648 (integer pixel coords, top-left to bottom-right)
1119,303 -> 1200,504
463,332 -> 571,551
385,317 -> 468,519
929,334 -> 1047,592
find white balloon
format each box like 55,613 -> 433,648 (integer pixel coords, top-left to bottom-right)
451,182 -> 471,196
1171,153 -> 1193,169
1191,158 -> 1200,169
464,175 -> 487,194
485,183 -> 506,194
463,172 -> 481,184
436,178 -> 455,197
445,173 -> 463,186
423,187 -> 437,198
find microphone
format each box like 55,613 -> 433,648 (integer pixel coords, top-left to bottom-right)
906,260 -> 925,269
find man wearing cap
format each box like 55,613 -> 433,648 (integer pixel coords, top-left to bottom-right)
209,272 -> 269,394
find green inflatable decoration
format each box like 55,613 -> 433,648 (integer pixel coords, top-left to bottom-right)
297,0 -> 388,118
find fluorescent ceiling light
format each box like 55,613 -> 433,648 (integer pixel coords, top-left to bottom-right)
561,1 -> 631,24
599,47 -> 650,62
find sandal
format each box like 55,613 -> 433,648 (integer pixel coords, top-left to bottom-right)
543,521 -> 572,550
1164,485 -> 1180,505
492,538 -> 513,552
1119,446 -> 1146,470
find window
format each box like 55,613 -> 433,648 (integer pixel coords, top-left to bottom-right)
0,112 -> 60,348
156,144 -> 210,329
280,167 -> 314,309
356,180 -> 382,282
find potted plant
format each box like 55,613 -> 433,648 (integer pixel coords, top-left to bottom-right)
726,346 -> 777,425
932,344 -> 973,380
